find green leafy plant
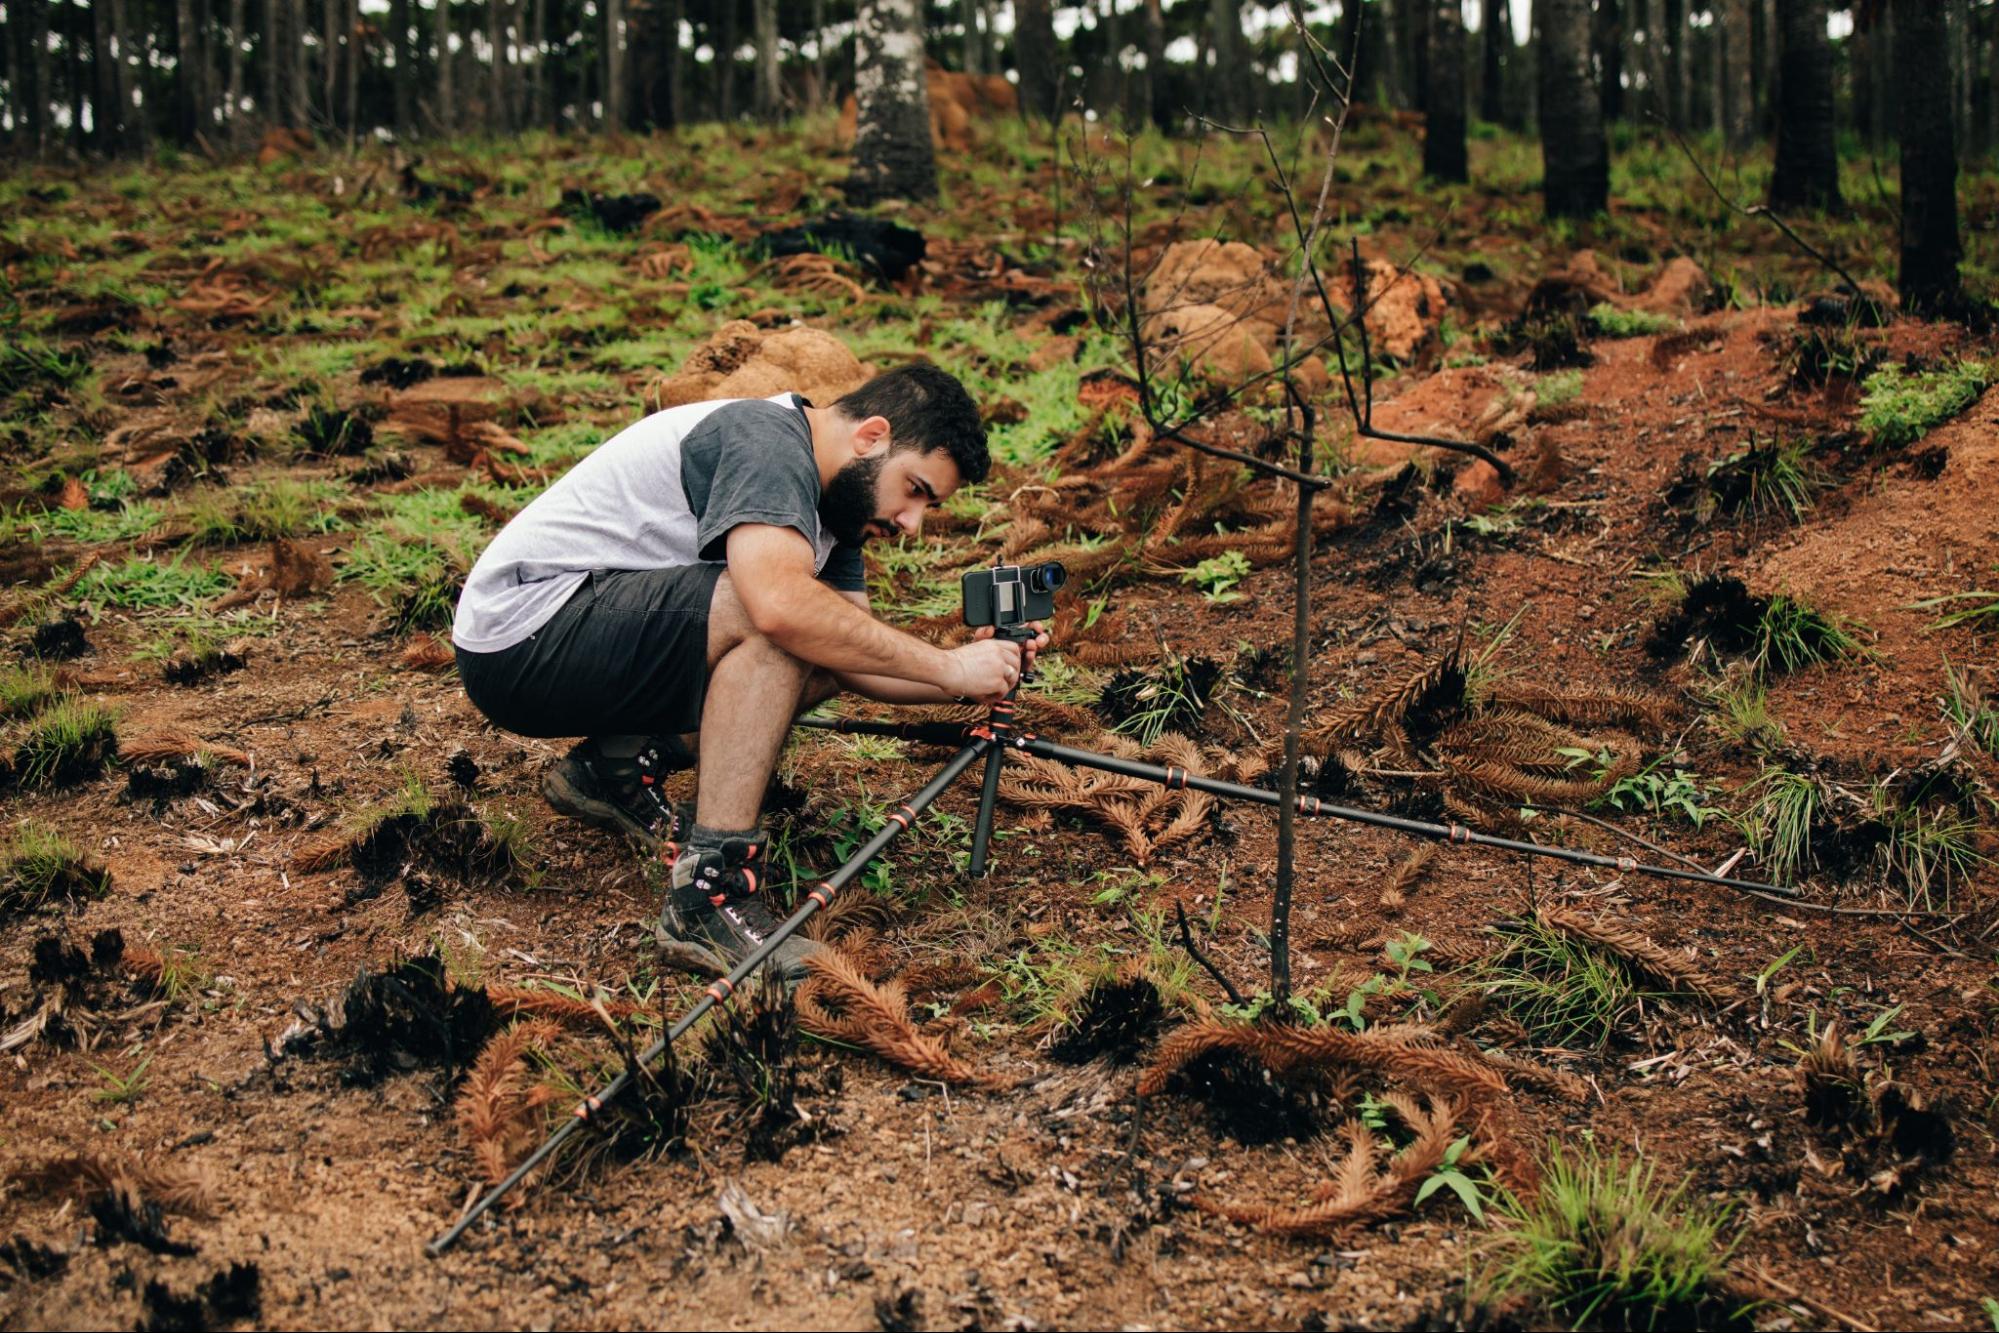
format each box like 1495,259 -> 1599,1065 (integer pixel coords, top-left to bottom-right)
1853,1003 -> 1916,1049
1415,1135 -> 1487,1220
1598,762 -> 1714,827
1858,358 -> 1992,447
75,554 -> 232,612
1479,1142 -> 1735,1330
1179,549 -> 1252,604
1698,437 -> 1825,524
0,663 -> 60,720
91,1051 -> 154,1105
1736,767 -> 1825,886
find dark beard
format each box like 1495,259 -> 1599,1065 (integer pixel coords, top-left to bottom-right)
819,453 -> 884,547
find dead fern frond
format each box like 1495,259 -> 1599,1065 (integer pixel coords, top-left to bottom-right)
455,1019 -> 564,1186
797,950 -> 1003,1088
487,985 -> 642,1030
1536,905 -> 1732,1003
1473,1047 -> 1592,1101
1137,1019 -> 1506,1106
400,634 -> 456,670
10,1153 -> 216,1217
1488,683 -> 1671,732
1379,845 -> 1438,912
1192,1096 -> 1469,1236
290,832 -> 351,873
119,730 -> 252,768
0,551 -> 102,628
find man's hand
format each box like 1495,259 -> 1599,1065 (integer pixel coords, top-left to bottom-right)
971,621 -> 1051,673
946,638 -> 1026,704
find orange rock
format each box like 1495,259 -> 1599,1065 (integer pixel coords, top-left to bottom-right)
1633,257 -> 1710,316
1451,459 -> 1508,509
647,320 -> 873,411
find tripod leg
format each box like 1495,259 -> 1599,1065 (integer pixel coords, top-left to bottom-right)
967,742 -> 1007,877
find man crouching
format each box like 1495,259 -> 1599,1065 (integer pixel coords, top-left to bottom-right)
451,363 -> 1044,980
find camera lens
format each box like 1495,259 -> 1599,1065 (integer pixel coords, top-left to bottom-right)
1024,562 -> 1068,595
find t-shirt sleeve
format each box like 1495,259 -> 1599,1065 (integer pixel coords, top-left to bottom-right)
819,542 -> 867,593
688,402 -> 824,563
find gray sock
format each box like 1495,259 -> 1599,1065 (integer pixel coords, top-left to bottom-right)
688,822 -> 761,854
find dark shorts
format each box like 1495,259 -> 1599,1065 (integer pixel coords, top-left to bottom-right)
455,564 -> 726,739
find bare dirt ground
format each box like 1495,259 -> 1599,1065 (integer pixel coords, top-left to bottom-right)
2,133 -> 1996,1332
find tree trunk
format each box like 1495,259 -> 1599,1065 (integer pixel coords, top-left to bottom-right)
1480,0 -> 1506,123
386,0 -> 410,130
1016,0 -> 1059,122
717,0 -> 737,119
1424,0 -> 1466,181
666,0 -> 686,124
321,0 -> 339,129
962,0 -> 981,74
752,0 -> 780,120
93,0 -> 122,147
1209,0 -> 1246,123
121,0 -> 151,149
344,0 -> 359,143
846,0 -> 936,202
1895,0 -> 1961,313
605,0 -> 626,129
1377,0 -> 1402,107
433,0 -> 452,132
1770,0 -> 1840,210
225,0 -> 244,132
1141,0 -> 1165,128
1537,0 -> 1607,217
1595,0 -> 1622,120
1720,0 -> 1752,146
809,0 -> 826,108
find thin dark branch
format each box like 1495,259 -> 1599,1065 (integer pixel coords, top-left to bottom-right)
1658,115 -> 1873,303
1175,901 -> 1247,1006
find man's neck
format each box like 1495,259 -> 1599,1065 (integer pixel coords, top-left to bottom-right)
803,404 -> 845,489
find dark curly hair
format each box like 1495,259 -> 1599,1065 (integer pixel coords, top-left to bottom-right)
832,362 -> 990,486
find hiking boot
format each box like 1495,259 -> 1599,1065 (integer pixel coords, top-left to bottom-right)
655,838 -> 823,983
541,738 -> 695,854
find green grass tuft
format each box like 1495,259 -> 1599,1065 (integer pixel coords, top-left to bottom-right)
1588,303 -> 1677,338
0,820 -> 112,918
1479,1142 -> 1736,1330
1858,358 -> 1991,447
10,697 -> 119,788
1478,916 -> 1645,1048
1754,595 -> 1865,675
75,553 -> 232,611
1737,766 -> 1825,887
0,663 -> 61,720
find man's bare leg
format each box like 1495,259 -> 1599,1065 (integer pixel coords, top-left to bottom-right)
691,573 -> 818,832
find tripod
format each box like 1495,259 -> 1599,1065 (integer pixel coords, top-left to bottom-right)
430,632 -> 1795,1255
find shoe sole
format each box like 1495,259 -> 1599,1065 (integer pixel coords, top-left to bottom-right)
541,764 -> 659,853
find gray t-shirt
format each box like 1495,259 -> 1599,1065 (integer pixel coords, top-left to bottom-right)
451,392 -> 865,652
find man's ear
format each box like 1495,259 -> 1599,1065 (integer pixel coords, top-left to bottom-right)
853,414 -> 893,456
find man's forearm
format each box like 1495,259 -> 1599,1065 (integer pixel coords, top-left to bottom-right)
831,669 -> 957,705
763,579 -> 951,685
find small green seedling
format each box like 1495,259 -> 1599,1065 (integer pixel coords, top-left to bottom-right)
1415,1135 -> 1487,1220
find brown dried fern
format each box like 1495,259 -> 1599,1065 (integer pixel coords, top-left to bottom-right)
1487,684 -> 1671,731
1137,1019 -> 1506,1106
1379,845 -> 1438,912
1190,1096 -> 1468,1237
797,950 -> 1004,1088
1536,906 -> 1732,1003
119,730 -> 252,768
11,1153 -> 216,1217
487,985 -> 642,1030
455,1019 -> 564,1186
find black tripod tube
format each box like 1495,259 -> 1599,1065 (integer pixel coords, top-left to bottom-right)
1016,735 -> 1797,897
